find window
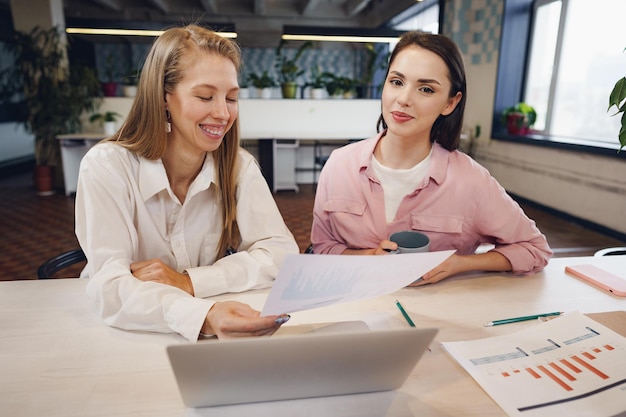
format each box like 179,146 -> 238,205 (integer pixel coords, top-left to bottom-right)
389,0 -> 440,61
522,0 -> 626,147
392,2 -> 439,34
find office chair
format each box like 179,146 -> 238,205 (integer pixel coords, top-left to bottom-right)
312,139 -> 362,187
37,248 -> 87,279
594,247 -> 626,257
313,141 -> 331,186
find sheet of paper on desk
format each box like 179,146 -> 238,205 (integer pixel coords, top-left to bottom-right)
261,249 -> 455,316
442,311 -> 626,417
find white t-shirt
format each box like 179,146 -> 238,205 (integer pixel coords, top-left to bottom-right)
371,148 -> 433,222
75,142 -> 298,341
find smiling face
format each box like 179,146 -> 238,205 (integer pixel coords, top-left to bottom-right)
381,45 -> 461,143
165,52 -> 239,155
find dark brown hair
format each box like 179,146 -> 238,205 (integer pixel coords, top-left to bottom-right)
377,31 -> 466,151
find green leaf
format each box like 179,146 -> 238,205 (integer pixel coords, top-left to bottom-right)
620,113 -> 626,151
608,77 -> 626,111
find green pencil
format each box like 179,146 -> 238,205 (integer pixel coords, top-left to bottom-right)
395,299 -> 416,327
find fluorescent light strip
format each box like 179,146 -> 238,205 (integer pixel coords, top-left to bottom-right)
282,34 -> 398,44
66,28 -> 237,38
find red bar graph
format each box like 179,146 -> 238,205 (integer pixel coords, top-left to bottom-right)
537,364 -> 573,391
549,361 -> 576,381
571,355 -> 609,379
559,358 -> 582,373
502,345 -> 614,391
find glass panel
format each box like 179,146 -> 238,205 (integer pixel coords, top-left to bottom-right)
550,0 -> 626,144
524,1 -> 561,132
393,4 -> 439,34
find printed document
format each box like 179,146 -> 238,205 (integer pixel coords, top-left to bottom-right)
442,311 -> 626,417
261,250 -> 455,316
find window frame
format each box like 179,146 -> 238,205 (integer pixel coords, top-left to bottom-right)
491,0 -> 626,160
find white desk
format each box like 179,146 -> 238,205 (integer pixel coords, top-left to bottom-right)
56,134 -> 106,195
2,256 -> 624,416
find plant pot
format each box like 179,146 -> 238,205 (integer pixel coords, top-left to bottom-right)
122,85 -> 137,97
311,88 -> 325,99
506,113 -> 530,135
239,87 -> 250,99
102,82 -> 118,97
34,164 -> 55,196
104,121 -> 116,135
257,88 -> 272,99
281,82 -> 298,99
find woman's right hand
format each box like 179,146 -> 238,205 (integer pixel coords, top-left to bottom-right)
202,301 -> 289,339
341,239 -> 398,255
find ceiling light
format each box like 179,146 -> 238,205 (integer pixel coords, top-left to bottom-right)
64,19 -> 236,39
66,28 -> 236,38
282,34 -> 397,43
282,26 -> 403,44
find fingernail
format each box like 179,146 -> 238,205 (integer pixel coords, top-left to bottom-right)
274,315 -> 290,325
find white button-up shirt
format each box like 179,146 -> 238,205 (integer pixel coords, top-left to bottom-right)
76,142 -> 298,341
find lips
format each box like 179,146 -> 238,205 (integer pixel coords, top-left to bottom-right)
199,124 -> 226,138
391,111 -> 413,123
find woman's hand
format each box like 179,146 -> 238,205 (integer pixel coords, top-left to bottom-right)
408,252 -> 512,286
342,239 -> 398,255
202,301 -> 289,339
130,258 -> 194,295
408,254 -> 463,286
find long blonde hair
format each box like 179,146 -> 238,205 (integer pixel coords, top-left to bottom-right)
108,24 -> 242,259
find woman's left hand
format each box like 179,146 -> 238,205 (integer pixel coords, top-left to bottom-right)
408,253 -> 463,286
130,258 -> 194,295
408,251 -> 512,286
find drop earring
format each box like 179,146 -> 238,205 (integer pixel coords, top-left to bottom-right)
165,109 -> 172,133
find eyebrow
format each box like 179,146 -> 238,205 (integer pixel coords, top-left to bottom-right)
192,84 -> 239,92
389,70 -> 442,86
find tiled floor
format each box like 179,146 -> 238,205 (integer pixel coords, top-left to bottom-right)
1,172 -> 624,280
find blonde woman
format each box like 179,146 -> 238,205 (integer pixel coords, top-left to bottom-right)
76,25 -> 297,341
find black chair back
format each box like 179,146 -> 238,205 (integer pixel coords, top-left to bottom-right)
37,249 -> 87,279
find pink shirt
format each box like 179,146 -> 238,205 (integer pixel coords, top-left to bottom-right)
311,134 -> 552,275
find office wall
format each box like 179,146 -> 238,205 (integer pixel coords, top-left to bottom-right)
443,0 -> 626,236
0,123 -> 33,164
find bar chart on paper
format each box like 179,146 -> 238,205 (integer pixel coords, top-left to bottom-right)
442,312 -> 626,417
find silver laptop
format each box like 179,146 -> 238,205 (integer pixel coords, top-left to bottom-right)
166,326 -> 438,408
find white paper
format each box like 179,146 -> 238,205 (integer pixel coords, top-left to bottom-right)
442,312 -> 626,417
261,250 -> 455,316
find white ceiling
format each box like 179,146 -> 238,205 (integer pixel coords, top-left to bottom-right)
0,0 -> 423,46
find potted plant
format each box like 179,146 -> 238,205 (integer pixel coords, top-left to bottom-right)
89,111 -> 122,135
321,72 -> 341,98
305,66 -> 330,99
101,53 -> 119,97
357,43 -> 388,99
274,40 -> 312,99
121,68 -> 140,97
247,70 -> 276,99
238,74 -> 250,99
502,102 -> 537,135
337,76 -> 358,99
321,73 -> 357,99
0,25 -> 102,195
608,72 -> 626,151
